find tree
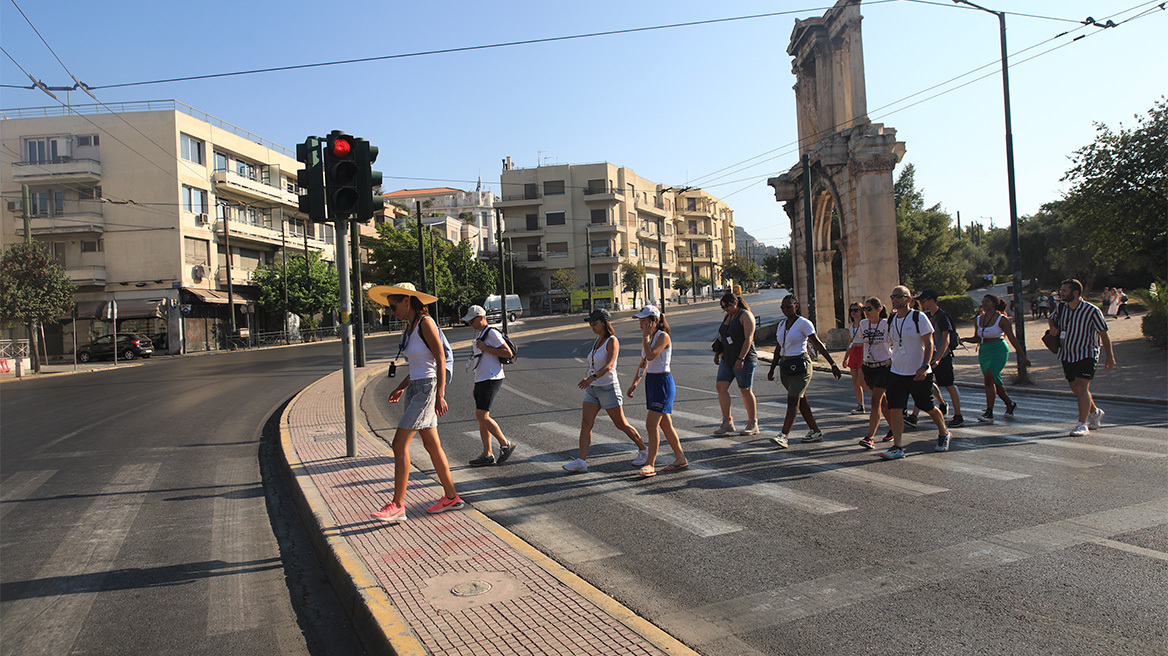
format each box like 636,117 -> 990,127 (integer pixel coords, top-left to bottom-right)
722,255 -> 762,292
549,268 -> 579,295
673,275 -> 692,299
0,242 -> 77,371
620,260 -> 646,307
894,164 -> 966,295
252,251 -> 338,330
508,263 -> 545,297
694,275 -> 713,299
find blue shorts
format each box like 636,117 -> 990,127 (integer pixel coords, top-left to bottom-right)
717,357 -> 756,389
644,372 -> 675,414
583,382 -> 623,410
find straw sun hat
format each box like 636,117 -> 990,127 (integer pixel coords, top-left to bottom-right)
367,282 -> 438,307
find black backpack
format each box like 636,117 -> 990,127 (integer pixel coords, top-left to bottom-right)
480,327 -> 518,365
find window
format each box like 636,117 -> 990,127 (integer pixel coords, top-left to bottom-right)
525,213 -> 539,230
286,179 -> 295,193
214,151 -> 228,173
240,206 -> 258,226
78,185 -> 102,200
627,212 -> 636,227
235,159 -> 257,181
49,242 -> 67,268
546,211 -> 565,226
182,185 -> 207,214
688,220 -> 698,234
590,209 -> 607,225
594,272 -> 610,287
629,245 -> 637,258
76,135 -> 99,147
80,239 -> 104,253
586,179 -> 606,194
320,223 -> 335,244
25,137 -> 61,163
184,237 -> 209,264
591,240 -> 610,258
29,191 -> 64,216
523,183 -> 538,200
547,242 -> 568,258
687,198 -> 697,211
543,180 -> 565,196
180,134 -> 205,165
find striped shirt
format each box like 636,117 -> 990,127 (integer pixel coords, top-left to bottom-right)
1050,301 -> 1107,362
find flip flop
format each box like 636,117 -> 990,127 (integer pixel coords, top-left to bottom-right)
662,462 -> 689,472
638,466 -> 657,477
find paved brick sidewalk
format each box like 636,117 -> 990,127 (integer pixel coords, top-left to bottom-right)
281,363 -> 694,656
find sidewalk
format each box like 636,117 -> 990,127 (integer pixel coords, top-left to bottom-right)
280,362 -> 698,656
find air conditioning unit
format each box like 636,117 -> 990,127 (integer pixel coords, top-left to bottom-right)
6,201 -> 21,213
196,213 -> 209,225
191,264 -> 205,282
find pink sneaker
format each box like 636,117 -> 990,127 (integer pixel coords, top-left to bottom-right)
426,495 -> 465,514
371,501 -> 407,523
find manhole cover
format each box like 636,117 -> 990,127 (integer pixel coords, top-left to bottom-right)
450,580 -> 492,597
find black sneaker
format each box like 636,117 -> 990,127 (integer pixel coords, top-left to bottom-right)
939,400 -> 949,416
469,454 -> 495,467
882,429 -> 895,442
1005,401 -> 1017,417
904,414 -> 918,428
978,410 -> 994,424
949,414 -> 965,427
496,441 -> 516,465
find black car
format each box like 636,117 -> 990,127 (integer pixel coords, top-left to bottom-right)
77,333 -> 154,362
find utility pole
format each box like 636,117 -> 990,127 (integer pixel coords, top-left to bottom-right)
690,242 -> 698,304
494,208 -> 508,334
585,225 -> 593,312
21,184 -> 41,373
656,216 -> 666,312
224,207 -> 237,336
801,154 -> 816,325
416,201 -> 427,296
281,219 -> 289,344
351,217 -> 366,367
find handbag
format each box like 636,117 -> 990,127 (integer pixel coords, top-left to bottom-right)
711,338 -> 724,354
780,356 -> 807,377
1041,330 -> 1060,354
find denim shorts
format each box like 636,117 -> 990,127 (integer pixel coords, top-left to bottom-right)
583,381 -> 623,409
717,357 -> 756,389
644,372 -> 675,414
399,377 -> 438,430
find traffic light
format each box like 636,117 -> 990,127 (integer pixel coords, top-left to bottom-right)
324,131 -> 359,219
355,139 -> 383,222
296,136 -> 325,222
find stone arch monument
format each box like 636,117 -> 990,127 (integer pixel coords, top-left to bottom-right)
768,0 -> 905,338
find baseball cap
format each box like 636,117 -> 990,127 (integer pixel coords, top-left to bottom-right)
584,308 -> 612,323
632,305 -> 661,319
461,305 -> 487,322
916,289 -> 939,301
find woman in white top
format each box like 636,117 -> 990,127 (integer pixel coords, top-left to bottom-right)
563,308 -> 647,473
627,305 -> 686,477
854,297 -> 893,449
843,302 -> 869,414
765,295 -> 841,448
960,293 -> 1029,424
367,283 -> 462,523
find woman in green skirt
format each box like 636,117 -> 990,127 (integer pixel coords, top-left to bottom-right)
960,294 -> 1030,424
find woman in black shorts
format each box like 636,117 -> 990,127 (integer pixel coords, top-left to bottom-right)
856,298 -> 893,449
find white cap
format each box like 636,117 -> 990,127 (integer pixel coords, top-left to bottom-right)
633,305 -> 661,319
461,305 -> 487,322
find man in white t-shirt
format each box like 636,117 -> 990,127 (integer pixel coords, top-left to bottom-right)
879,286 -> 952,460
462,305 -> 516,466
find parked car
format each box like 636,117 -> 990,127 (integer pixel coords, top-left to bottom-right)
77,333 -> 154,362
471,294 -> 523,324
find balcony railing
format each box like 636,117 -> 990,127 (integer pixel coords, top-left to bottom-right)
12,157 -> 102,181
17,209 -> 105,235
583,185 -> 622,196
66,266 -> 107,285
501,190 -> 542,202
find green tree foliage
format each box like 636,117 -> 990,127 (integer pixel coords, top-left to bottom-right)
762,248 -> 792,287
722,255 -> 762,292
0,242 -> 76,329
673,275 -> 692,298
549,268 -> 579,295
620,260 -> 646,306
366,224 -> 498,312
251,251 -> 339,326
894,164 -> 966,295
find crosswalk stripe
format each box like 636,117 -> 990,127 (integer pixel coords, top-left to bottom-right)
502,383 -> 558,407
771,453 -> 949,496
0,470 -> 56,520
950,440 -> 1101,469
905,454 -> 1029,481
958,426 -> 1166,459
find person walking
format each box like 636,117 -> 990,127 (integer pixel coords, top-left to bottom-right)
856,297 -> 893,449
461,305 -> 516,467
713,292 -> 760,436
1116,288 -> 1131,319
844,302 -> 869,415
563,308 -> 648,473
368,283 -> 463,523
912,290 -> 964,427
766,295 -> 842,448
626,305 -> 686,476
1101,287 -> 1115,319
960,293 -> 1029,424
1049,278 -> 1115,436
878,286 -> 952,459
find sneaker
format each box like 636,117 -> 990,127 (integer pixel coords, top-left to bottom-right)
631,448 -> 649,466
935,432 -> 951,452
371,501 -> 407,523
562,458 -> 588,473
801,430 -> 823,443
496,441 -> 516,464
880,446 -> 905,460
769,434 -> 789,449
850,404 -> 866,415
939,400 -> 949,416
859,437 -> 875,449
469,454 -> 495,467
978,410 -> 995,424
1088,407 -> 1105,430
426,495 -> 465,514
713,419 -> 736,436
881,429 -> 895,442
1005,401 -> 1018,417
904,414 -> 918,428
1069,423 -> 1089,437
949,414 -> 965,428
740,420 -> 760,436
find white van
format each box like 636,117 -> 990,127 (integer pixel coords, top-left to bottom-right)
473,294 -> 523,324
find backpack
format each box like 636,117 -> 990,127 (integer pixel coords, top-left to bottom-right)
931,309 -> 960,357
480,327 -> 518,365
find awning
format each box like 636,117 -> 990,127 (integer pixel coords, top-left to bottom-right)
74,298 -> 167,319
184,288 -> 257,305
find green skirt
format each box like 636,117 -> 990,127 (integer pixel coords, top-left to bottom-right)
978,339 -> 1009,385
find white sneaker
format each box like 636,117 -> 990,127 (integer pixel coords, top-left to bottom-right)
713,419 -> 736,436
562,458 -> 588,472
631,449 -> 649,466
1069,423 -> 1089,437
740,420 -> 760,436
850,404 -> 866,415
1088,407 -> 1105,429
769,434 -> 789,449
801,430 -> 823,443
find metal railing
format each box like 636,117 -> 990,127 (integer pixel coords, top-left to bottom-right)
0,339 -> 31,358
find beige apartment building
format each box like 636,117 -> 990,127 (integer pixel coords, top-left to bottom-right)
0,101 -> 337,355
382,186 -> 499,256
497,158 -> 734,313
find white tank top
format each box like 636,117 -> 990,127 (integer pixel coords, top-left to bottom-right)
588,335 -> 617,386
977,314 -> 1005,340
404,318 -> 438,380
643,331 -> 671,374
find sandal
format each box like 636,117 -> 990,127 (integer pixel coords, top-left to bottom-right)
661,462 -> 689,472
638,465 -> 657,477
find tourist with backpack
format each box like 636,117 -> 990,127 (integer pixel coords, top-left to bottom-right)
461,305 -> 516,467
908,290 -> 964,427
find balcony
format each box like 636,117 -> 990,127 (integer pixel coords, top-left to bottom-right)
216,267 -> 257,286
218,219 -> 330,251
589,248 -> 619,264
502,222 -> 545,238
16,209 -> 104,236
211,170 -> 297,207
583,185 -> 623,203
678,203 -> 716,217
11,157 -> 102,184
495,190 -> 543,208
678,230 -> 714,242
635,198 -> 668,218
586,220 -> 620,234
66,266 -> 107,286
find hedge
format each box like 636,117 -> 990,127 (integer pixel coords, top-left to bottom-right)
938,294 -> 978,321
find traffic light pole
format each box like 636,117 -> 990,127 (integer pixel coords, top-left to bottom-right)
351,217 -> 366,367
335,215 -> 358,457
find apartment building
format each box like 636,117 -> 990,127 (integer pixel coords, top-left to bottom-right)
0,101 -> 336,355
382,186 -> 498,256
497,158 -> 735,313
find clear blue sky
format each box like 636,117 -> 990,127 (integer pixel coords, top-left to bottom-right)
2,0 -> 1163,248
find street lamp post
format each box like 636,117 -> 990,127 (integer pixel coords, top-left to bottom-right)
954,0 -> 1029,383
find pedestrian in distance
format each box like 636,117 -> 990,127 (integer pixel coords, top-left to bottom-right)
960,294 -> 1029,425
877,286 -> 952,460
563,308 -> 648,473
844,302 -> 869,415
908,290 -> 963,427
1116,288 -> 1131,319
368,283 -> 463,523
1049,278 -> 1115,436
626,305 -> 687,476
713,292 -> 760,436
461,305 -> 516,467
766,295 -> 841,448
856,297 -> 893,449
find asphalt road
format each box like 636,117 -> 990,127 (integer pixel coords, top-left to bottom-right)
364,290 -> 1168,656
0,343 -> 368,656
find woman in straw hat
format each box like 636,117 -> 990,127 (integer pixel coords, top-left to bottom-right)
367,283 -> 463,523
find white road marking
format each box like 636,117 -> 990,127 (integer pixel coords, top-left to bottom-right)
502,383 -> 558,407
907,454 -> 1030,481
774,454 -> 949,496
0,470 -> 56,520
674,384 -> 718,396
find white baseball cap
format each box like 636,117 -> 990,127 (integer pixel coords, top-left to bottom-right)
461,305 -> 487,322
633,305 -> 661,319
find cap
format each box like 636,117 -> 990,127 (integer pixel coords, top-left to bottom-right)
917,289 -> 939,301
584,308 -> 612,323
461,305 -> 486,322
632,305 -> 661,319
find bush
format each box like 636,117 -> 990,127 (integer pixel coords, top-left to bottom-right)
938,294 -> 977,321
1134,281 -> 1167,348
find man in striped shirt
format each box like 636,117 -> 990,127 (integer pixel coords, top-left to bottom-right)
1048,278 -> 1115,437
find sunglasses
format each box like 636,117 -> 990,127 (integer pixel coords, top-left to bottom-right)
849,308 -> 861,313
890,293 -> 909,299
864,306 -> 878,311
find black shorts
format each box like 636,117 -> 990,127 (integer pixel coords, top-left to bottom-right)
932,354 -> 955,387
862,364 -> 891,390
473,378 -> 504,411
886,372 -> 936,411
1062,358 -> 1096,382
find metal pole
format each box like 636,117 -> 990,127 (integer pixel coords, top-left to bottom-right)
801,154 -> 816,326
224,208 -> 236,335
690,243 -> 697,304
281,218 -> 288,344
430,227 -> 438,319
495,208 -> 508,334
335,217 -> 358,457
72,308 -> 77,372
21,185 -> 42,373
352,217 -> 366,367
416,201 -> 427,295
657,216 -> 666,312
585,225 -> 593,312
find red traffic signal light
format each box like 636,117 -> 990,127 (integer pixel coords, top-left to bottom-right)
331,138 -> 351,158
